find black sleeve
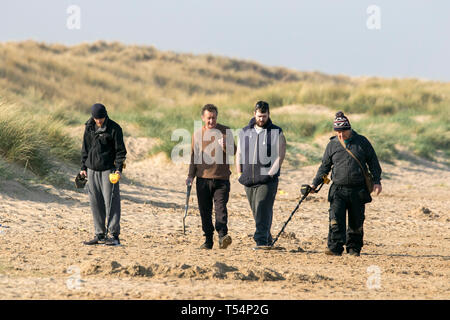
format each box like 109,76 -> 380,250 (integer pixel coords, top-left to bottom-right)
80,127 -> 89,171
312,142 -> 333,187
363,138 -> 382,184
113,126 -> 127,172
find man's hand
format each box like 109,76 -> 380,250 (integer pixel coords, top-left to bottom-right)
373,184 -> 382,196
186,177 -> 193,186
80,170 -> 87,178
217,136 -> 226,150
309,185 -> 317,193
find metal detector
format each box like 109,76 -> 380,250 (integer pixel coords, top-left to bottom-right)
269,175 -> 330,248
107,173 -> 120,232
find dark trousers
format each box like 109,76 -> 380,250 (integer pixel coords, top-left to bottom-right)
328,184 -> 365,254
245,179 -> 279,246
196,177 -> 230,239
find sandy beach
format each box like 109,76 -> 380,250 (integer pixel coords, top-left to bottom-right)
0,137 -> 448,299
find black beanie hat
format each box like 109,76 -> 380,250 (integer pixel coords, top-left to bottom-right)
91,103 -> 107,119
333,111 -> 351,131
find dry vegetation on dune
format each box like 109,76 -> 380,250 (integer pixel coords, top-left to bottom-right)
0,40 -> 449,183
0,40 -> 314,112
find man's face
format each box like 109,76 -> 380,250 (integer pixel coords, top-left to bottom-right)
201,110 -> 217,129
94,118 -> 106,127
254,110 -> 269,127
336,129 -> 352,140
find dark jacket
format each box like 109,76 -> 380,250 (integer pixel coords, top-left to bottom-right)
312,130 -> 382,187
238,117 -> 283,187
81,117 -> 127,172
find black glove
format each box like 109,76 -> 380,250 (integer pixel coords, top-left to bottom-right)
300,184 -> 311,196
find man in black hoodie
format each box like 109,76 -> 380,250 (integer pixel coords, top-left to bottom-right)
310,111 -> 382,256
236,101 -> 286,249
80,103 -> 127,246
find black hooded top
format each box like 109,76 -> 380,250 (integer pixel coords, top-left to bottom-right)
81,116 -> 127,172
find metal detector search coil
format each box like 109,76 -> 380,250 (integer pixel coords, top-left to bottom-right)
74,173 -> 87,189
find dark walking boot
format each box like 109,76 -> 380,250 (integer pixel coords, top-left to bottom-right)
219,234 -> 232,249
347,248 -> 361,256
200,241 -> 213,249
105,235 -> 121,246
200,236 -> 213,249
324,248 -> 342,256
83,234 -> 106,245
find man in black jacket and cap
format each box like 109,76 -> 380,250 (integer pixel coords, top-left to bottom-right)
236,101 -> 286,249
310,111 -> 382,256
80,103 -> 127,246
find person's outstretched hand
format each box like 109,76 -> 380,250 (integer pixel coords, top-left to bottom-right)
373,184 -> 382,195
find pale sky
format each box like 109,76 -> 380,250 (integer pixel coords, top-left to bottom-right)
1,0 -> 449,81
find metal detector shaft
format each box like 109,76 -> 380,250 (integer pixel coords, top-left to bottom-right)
183,184 -> 192,234
315,182 -> 325,192
270,179 -> 327,247
270,192 -> 309,247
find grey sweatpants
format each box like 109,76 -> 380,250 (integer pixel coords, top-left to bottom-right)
87,169 -> 121,236
245,180 -> 279,246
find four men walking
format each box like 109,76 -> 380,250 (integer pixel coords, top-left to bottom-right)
81,103 -> 381,256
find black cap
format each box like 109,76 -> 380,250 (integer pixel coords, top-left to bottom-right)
91,103 -> 107,119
